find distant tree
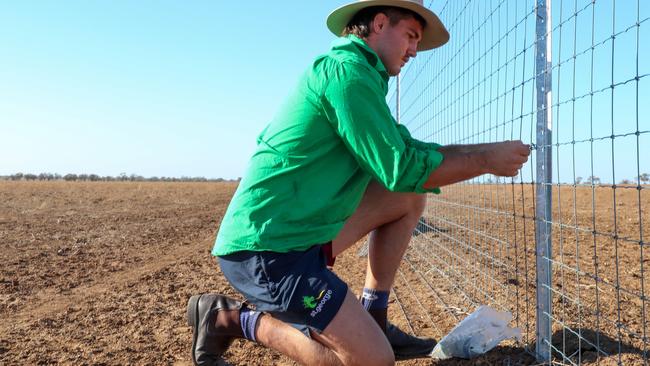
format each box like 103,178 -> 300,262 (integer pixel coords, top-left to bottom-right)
640,173 -> 649,185
575,176 -> 583,185
40,173 -> 55,181
2,173 -> 247,182
620,179 -> 633,185
586,176 -> 601,185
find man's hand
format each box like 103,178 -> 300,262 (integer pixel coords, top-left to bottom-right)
482,140 -> 530,177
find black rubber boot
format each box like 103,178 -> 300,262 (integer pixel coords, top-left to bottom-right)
368,307 -> 437,359
187,294 -> 245,366
386,323 -> 437,360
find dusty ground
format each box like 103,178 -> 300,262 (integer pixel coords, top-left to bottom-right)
407,182 -> 650,366
0,181 -> 646,365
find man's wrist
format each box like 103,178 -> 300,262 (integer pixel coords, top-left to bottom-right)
472,151 -> 490,175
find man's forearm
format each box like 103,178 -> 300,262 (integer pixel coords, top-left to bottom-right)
437,143 -> 494,155
422,150 -> 488,189
423,140 -> 531,189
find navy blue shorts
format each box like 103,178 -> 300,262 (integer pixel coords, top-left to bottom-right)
218,244 -> 348,336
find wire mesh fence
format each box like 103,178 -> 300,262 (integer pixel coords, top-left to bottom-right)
381,0 -> 650,364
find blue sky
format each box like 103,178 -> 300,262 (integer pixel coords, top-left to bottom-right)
397,0 -> 648,184
1,1 -> 647,182
1,1 -> 350,179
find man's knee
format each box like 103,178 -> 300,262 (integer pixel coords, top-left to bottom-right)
410,193 -> 426,217
398,192 -> 426,223
361,180 -> 426,217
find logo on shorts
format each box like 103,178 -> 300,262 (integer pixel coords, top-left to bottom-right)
302,295 -> 317,309
302,289 -> 327,310
309,289 -> 333,318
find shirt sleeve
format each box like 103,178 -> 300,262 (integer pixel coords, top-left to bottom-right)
395,123 -> 442,152
320,62 -> 443,193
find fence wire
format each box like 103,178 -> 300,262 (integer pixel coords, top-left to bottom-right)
381,0 -> 650,364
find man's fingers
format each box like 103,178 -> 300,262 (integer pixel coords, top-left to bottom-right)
507,156 -> 528,165
495,166 -> 523,177
516,144 -> 531,156
488,140 -> 531,177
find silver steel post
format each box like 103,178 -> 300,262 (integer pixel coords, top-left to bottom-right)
535,0 -> 553,362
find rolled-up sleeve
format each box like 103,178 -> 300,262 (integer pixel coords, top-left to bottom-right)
320,63 -> 443,193
395,123 -> 442,152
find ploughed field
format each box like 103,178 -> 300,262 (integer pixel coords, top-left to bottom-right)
1,181 -> 646,365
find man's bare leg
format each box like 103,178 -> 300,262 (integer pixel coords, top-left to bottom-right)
255,290 -> 394,366
329,180 -> 436,359
253,313 -> 342,366
332,180 -> 426,290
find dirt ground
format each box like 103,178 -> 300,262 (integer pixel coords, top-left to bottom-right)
407,182 -> 650,366
0,181 -> 646,365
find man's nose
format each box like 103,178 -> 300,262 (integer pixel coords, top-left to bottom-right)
407,42 -> 418,58
407,47 -> 417,58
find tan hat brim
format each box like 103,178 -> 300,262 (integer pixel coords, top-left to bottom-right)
326,0 -> 449,51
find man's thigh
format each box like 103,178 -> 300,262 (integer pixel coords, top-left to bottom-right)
311,289 -> 394,366
331,180 -> 426,257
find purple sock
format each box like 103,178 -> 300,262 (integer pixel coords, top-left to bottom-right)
360,288 -> 389,310
239,307 -> 261,342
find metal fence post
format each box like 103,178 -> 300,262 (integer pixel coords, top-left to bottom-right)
535,0 -> 553,362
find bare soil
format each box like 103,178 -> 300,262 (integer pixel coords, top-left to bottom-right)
1,181 -> 646,365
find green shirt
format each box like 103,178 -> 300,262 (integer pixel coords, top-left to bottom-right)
213,35 -> 444,256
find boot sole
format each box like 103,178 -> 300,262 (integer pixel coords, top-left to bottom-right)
187,294 -> 202,366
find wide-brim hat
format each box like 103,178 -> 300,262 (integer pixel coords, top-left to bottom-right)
327,0 -> 449,51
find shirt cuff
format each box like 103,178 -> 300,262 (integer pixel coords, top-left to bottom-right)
413,149 -> 444,194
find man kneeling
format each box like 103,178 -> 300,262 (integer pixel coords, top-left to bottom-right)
187,1 -> 530,365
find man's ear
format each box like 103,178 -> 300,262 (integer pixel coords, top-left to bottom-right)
371,13 -> 389,34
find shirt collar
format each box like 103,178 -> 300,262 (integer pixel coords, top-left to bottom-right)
330,35 -> 389,82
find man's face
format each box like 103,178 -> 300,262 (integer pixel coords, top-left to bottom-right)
366,14 -> 423,76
